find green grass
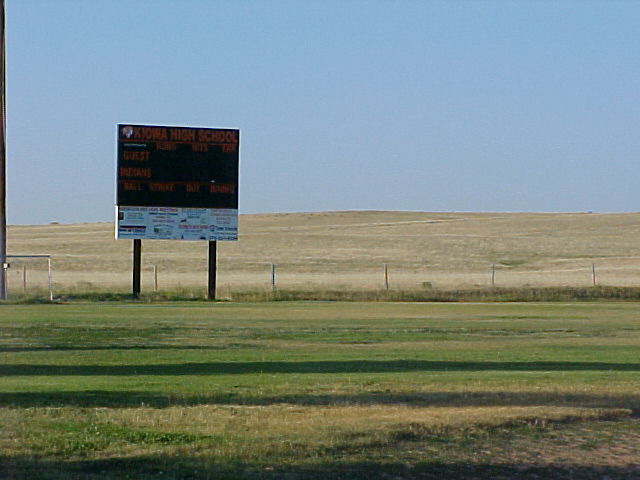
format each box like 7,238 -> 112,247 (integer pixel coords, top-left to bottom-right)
13,284 -> 640,304
2,302 -> 640,478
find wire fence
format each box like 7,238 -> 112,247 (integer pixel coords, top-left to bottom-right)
4,255 -> 53,299
234,262 -> 625,291
8,258 -> 640,299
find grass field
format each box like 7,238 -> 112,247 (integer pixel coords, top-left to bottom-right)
2,301 -> 640,478
8,211 -> 640,295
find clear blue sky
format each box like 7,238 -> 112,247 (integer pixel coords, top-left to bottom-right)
6,0 -> 640,224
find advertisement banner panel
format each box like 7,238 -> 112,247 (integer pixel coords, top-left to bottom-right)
116,206 -> 238,241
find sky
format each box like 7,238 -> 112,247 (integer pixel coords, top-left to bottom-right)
6,0 -> 640,224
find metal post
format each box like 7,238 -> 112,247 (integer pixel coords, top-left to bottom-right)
22,265 -> 26,293
592,263 -> 597,287
132,239 -> 141,299
208,241 -> 217,300
491,264 -> 496,287
0,0 -> 7,301
47,257 -> 53,302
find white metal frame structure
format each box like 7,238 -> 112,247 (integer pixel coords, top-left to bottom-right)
6,254 -> 53,301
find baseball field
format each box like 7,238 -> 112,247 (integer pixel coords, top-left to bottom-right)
2,300 -> 640,479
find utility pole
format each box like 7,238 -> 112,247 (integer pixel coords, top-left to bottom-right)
0,0 -> 7,300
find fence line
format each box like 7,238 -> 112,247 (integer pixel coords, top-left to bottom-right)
257,262 -> 619,292
5,255 -> 53,300
7,259 -> 640,297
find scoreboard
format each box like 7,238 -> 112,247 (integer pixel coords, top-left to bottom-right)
116,124 -> 239,241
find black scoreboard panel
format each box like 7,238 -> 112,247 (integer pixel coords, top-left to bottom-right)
117,125 -> 239,209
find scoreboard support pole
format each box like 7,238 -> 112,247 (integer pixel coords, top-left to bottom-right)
132,239 -> 142,299
131,240 -> 217,300
208,241 -> 217,300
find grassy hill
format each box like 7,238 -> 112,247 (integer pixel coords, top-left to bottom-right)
7,211 -> 640,295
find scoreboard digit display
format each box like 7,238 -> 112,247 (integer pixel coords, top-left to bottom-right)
115,124 -> 239,241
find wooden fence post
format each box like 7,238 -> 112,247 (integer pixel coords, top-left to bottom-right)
384,263 -> 389,290
154,264 -> 158,292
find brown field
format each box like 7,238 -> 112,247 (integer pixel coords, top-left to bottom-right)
7,210 -> 640,294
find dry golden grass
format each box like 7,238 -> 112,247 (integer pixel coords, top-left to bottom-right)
0,404 -> 625,460
8,211 -> 640,292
